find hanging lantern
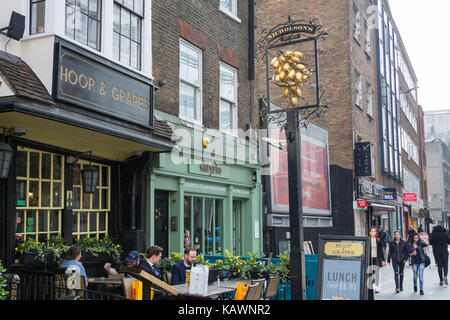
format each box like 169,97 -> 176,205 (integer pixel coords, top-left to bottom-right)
81,164 -> 99,194
0,141 -> 13,179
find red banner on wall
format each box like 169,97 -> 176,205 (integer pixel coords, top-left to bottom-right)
403,193 -> 417,202
270,124 -> 331,216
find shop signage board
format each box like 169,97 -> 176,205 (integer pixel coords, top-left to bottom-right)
316,235 -> 370,300
383,188 -> 397,201
269,122 -> 331,216
53,38 -> 154,128
419,209 -> 430,217
403,193 -> 417,202
356,199 -> 368,210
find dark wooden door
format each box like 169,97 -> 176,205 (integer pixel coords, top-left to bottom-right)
154,191 -> 169,254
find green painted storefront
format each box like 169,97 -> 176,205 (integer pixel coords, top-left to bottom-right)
145,111 -> 263,257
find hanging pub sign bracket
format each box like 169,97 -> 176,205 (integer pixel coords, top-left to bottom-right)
257,18 -> 329,129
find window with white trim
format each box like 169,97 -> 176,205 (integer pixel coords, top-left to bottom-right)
219,63 -> 238,132
65,0 -> 102,51
220,0 -> 237,16
353,4 -> 361,42
179,39 -> 202,123
30,0 -> 46,35
366,82 -> 373,117
355,70 -> 362,108
113,0 -> 144,70
364,19 -> 371,55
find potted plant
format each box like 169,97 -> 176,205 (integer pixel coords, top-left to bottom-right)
157,257 -> 175,284
0,260 -> 9,301
75,236 -> 122,265
224,249 -> 243,278
241,252 -> 268,280
274,250 -> 290,283
15,239 -> 46,265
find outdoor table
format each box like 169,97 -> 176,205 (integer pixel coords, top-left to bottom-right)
87,277 -> 123,286
171,278 -> 251,300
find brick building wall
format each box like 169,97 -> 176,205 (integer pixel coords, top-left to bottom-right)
152,0 -> 256,131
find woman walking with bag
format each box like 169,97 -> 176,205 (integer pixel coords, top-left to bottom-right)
430,225 -> 450,286
387,231 -> 409,293
409,233 -> 428,295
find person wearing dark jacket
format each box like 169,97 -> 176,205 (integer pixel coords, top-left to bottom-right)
171,247 -> 197,285
387,231 -> 409,293
430,225 -> 450,286
139,246 -> 163,279
409,233 -> 428,295
368,227 -> 385,300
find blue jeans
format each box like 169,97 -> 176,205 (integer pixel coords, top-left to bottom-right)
413,263 -> 425,291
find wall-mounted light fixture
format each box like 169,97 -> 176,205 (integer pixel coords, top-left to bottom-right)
0,11 -> 26,41
81,152 -> 99,194
0,128 -> 13,179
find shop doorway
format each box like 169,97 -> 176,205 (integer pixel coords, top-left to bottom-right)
154,191 -> 169,253
232,200 -> 243,256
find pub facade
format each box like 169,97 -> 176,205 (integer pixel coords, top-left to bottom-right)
0,1 -> 175,267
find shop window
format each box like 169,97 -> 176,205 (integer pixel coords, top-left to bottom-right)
184,196 -> 223,256
219,63 -> 238,133
65,0 -> 102,51
72,160 -> 110,240
179,39 -> 202,123
15,147 -> 64,242
30,0 -> 46,35
113,0 -> 143,69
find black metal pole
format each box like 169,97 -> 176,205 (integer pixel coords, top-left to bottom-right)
286,109 -> 306,300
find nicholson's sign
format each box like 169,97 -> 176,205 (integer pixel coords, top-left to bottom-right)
265,24 -> 318,42
53,39 -> 154,128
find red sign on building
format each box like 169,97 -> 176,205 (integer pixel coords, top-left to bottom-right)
357,199 -> 368,209
403,193 -> 417,202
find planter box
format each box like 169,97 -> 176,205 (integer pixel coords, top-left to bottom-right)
19,253 -> 41,265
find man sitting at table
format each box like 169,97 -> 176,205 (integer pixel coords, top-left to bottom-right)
171,247 -> 197,285
104,250 -> 143,276
139,245 -> 164,280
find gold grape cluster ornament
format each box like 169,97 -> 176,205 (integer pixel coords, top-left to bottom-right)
270,51 -> 311,107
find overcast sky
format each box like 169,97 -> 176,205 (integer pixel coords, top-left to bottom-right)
388,0 -> 450,111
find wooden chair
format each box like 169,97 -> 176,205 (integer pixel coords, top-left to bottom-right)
121,277 -> 137,300
263,276 -> 280,300
244,283 -> 263,300
251,278 -> 265,300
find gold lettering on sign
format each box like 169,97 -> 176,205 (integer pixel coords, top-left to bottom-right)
324,242 -> 364,257
60,63 -> 150,112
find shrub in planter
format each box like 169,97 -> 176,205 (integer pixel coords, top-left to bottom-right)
74,236 -> 122,265
224,249 -> 243,278
15,239 -> 46,265
0,260 -> 9,301
241,252 -> 267,280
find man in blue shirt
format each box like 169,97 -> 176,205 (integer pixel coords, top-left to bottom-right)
60,246 -> 88,288
171,247 -> 197,285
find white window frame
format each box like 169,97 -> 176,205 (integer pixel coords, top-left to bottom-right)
366,82 -> 373,118
219,0 -> 241,23
353,4 -> 361,43
22,0 -> 153,79
364,19 -> 371,55
179,38 -> 203,125
355,70 -> 363,108
219,62 -> 238,135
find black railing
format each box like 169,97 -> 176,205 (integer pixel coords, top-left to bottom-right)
5,270 -> 128,301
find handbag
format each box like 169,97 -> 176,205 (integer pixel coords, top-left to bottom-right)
424,253 -> 431,268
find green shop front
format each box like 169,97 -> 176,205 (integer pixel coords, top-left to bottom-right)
147,111 -> 263,257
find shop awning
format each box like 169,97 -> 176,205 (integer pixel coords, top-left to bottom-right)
368,202 -> 396,212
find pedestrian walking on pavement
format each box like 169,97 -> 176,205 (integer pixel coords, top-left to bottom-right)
429,225 -> 450,286
368,227 -> 386,300
387,231 -> 409,293
378,226 -> 391,263
408,233 -> 428,295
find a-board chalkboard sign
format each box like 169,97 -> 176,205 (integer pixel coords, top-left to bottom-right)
316,235 -> 370,300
